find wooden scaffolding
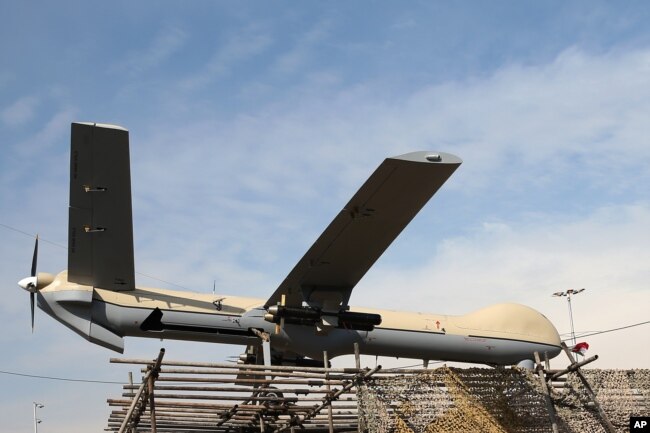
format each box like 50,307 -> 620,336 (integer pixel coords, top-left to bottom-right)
106,345 -> 648,433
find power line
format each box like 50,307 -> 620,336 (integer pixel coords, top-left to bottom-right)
561,320 -> 650,342
0,369 -> 122,385
0,223 -> 66,249
133,270 -> 195,292
1,221 -> 195,292
394,360 -> 445,369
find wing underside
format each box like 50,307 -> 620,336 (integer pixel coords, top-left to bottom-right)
265,151 -> 462,310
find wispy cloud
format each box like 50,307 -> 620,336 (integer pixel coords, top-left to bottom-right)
360,203 -> 650,306
389,47 -> 650,193
11,107 -> 75,159
119,47 -> 650,307
2,95 -> 39,127
113,26 -> 188,76
271,19 -> 331,75
357,203 -> 650,368
180,28 -> 272,91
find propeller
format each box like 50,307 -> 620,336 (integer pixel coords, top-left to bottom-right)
274,294 -> 286,335
17,236 -> 51,333
30,236 -> 38,331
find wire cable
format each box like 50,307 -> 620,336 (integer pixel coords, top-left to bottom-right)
393,360 -> 445,369
0,369 -> 122,385
1,222 -> 195,292
0,223 -> 66,249
561,320 -> 650,342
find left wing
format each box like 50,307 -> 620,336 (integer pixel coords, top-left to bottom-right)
265,151 -> 462,310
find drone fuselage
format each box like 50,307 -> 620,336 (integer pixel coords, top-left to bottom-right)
36,271 -> 561,365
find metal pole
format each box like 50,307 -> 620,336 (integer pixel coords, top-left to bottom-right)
33,402 -> 43,433
553,288 -> 585,350
567,293 -> 576,346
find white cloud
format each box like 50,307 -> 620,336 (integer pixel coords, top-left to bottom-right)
119,46 -> 650,308
114,26 -> 188,75
392,47 -> 650,192
180,29 -> 272,91
271,19 -> 331,75
178,46 -> 650,197
2,95 -> 39,127
362,203 -> 649,305
12,107 -> 76,158
356,203 -> 650,368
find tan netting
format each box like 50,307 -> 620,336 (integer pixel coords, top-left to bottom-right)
358,367 -> 650,433
553,369 -> 650,433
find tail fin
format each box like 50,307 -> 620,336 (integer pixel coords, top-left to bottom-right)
68,122 -> 135,291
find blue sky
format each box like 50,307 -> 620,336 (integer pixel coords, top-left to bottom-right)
1,2 -> 649,431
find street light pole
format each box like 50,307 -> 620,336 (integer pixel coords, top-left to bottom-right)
567,292 -> 576,345
552,288 -> 586,347
33,402 -> 44,433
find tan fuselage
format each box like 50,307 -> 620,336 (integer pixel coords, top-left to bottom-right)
36,271 -> 561,365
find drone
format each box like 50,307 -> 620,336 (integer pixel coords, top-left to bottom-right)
19,122 -> 561,367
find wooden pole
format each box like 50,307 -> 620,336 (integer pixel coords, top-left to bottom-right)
323,351 -> 334,433
560,343 -> 616,433
353,342 -> 361,370
534,351 -> 559,433
258,413 -> 265,433
111,357 -> 360,374
129,371 -> 138,433
148,373 -> 156,433
354,342 -> 362,433
116,349 -> 165,433
117,378 -> 148,433
273,365 -> 381,433
544,351 -> 550,371
548,355 -> 599,381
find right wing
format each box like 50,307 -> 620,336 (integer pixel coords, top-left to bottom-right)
265,151 -> 462,310
68,122 -> 135,291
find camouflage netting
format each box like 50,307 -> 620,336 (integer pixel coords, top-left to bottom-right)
357,367 -> 650,433
553,369 -> 650,433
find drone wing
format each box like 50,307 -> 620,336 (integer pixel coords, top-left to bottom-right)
68,122 -> 135,291
265,151 -> 462,310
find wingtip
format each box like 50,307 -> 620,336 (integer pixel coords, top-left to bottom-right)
391,151 -> 462,165
72,121 -> 129,132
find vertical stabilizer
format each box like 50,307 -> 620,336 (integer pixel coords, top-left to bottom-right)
68,122 -> 135,291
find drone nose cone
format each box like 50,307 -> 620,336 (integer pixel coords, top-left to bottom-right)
18,276 -> 38,292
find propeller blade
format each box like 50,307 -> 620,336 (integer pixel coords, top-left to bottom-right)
30,236 -> 38,332
274,294 -> 286,335
30,292 -> 35,333
30,235 -> 39,277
